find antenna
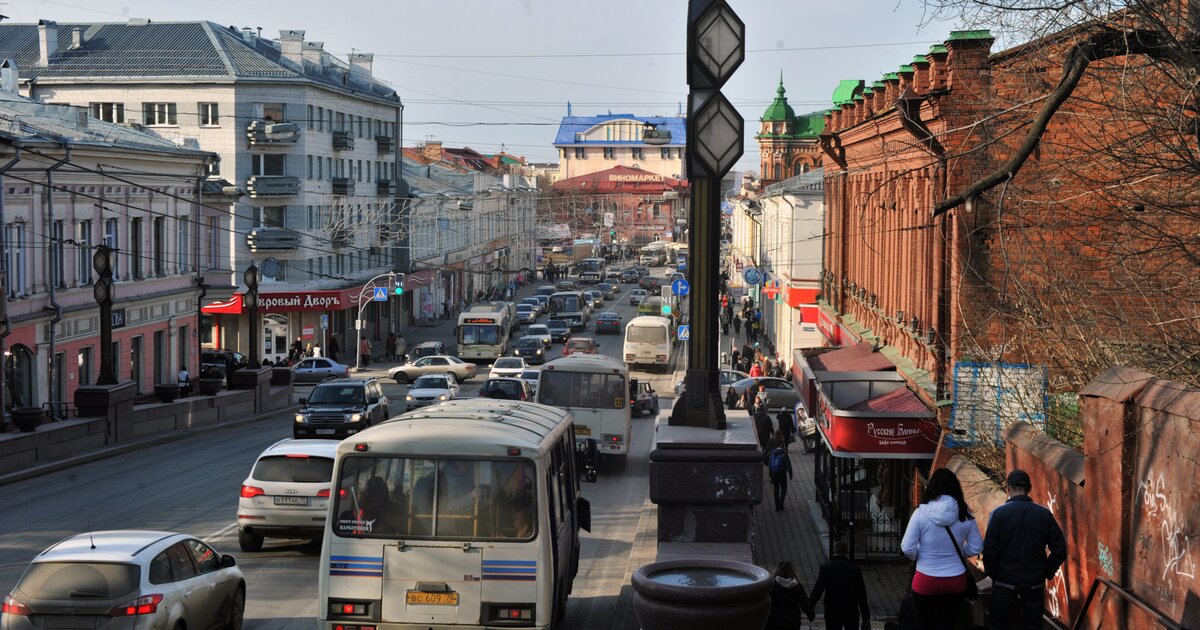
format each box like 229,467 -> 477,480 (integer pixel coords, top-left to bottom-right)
86,519 -> 96,549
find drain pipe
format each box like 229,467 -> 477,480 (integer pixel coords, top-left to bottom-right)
0,146 -> 22,425
45,144 -> 71,417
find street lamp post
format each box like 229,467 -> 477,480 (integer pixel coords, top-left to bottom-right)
244,264 -> 260,368
355,272 -> 398,372
93,246 -> 117,385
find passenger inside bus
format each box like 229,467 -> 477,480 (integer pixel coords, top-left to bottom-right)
436,460 -> 481,536
510,493 -> 534,539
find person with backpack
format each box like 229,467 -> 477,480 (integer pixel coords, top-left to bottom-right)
767,430 -> 793,511
766,560 -> 814,629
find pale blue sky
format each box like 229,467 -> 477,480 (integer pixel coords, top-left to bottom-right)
5,0 -> 960,172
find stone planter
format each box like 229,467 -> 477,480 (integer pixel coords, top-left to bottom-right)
270,367 -> 293,386
12,407 -> 47,433
198,377 -> 225,396
154,383 -> 180,403
631,559 -> 772,630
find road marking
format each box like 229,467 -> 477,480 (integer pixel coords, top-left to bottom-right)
206,522 -> 239,541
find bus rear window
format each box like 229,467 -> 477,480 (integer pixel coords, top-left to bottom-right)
333,457 -> 537,540
626,326 -> 667,344
537,371 -> 626,409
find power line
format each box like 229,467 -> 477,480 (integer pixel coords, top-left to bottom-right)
341,40 -> 940,60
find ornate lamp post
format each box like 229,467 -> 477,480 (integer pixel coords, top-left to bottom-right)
244,263 -> 260,368
93,246 -> 117,385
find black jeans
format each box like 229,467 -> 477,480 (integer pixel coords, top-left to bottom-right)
824,613 -> 858,630
771,477 -> 787,508
990,583 -> 1043,630
913,590 -> 965,629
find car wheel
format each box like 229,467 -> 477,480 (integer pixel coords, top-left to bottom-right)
652,402 -> 660,415
394,373 -> 408,385
238,530 -> 263,552
225,585 -> 245,630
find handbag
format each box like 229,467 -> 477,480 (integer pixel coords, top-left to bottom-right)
944,525 -> 980,600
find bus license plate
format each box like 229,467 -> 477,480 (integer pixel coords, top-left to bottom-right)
406,591 -> 458,606
274,496 -> 309,506
575,426 -> 592,435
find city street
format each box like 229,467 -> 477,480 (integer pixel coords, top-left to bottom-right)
0,274 -> 675,630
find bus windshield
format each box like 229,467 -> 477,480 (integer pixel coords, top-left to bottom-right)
538,371 -> 627,410
577,259 -> 603,273
333,456 -> 537,540
548,295 -> 580,313
460,324 -> 500,345
627,325 -> 667,344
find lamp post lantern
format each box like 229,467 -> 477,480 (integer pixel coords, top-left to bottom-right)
93,246 -> 117,385
244,263 -> 260,368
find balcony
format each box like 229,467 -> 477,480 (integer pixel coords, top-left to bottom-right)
332,177 -> 355,196
375,135 -> 395,154
246,120 -> 300,146
376,179 -> 396,196
333,130 -> 355,151
246,228 -> 300,252
246,175 -> 300,198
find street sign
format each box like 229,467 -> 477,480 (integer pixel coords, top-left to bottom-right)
320,314 -> 329,329
372,286 -> 388,301
678,325 -> 691,341
743,267 -> 762,286
691,91 -> 743,177
671,278 -> 690,296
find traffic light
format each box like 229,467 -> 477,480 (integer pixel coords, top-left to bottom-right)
390,273 -> 405,296
661,303 -> 671,316
610,229 -> 617,238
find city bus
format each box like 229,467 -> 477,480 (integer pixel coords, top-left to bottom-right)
638,242 -> 667,267
623,315 -> 675,372
548,290 -> 587,331
536,354 -> 632,465
458,309 -> 511,361
576,257 -> 606,284
319,399 -> 595,630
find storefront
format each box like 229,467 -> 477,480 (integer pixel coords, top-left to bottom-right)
793,343 -> 939,560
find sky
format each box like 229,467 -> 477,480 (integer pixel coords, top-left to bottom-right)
3,0 -> 962,174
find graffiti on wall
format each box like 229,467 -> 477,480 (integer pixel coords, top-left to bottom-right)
950,361 -> 1047,445
1045,494 -> 1068,619
1137,472 -> 1197,582
1097,541 -> 1114,577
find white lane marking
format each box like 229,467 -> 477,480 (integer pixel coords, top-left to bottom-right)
206,522 -> 239,541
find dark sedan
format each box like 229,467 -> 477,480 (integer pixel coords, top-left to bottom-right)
638,276 -> 663,291
597,282 -> 619,299
546,318 -> 572,343
512,335 -> 549,364
620,269 -> 640,284
595,311 -> 623,334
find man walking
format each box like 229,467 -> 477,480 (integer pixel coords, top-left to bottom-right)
983,469 -> 1067,630
809,541 -> 871,629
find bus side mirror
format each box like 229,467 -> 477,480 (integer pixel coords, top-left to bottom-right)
577,497 -> 592,532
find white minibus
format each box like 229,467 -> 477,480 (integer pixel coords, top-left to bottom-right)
536,354 -> 632,464
623,315 -> 674,372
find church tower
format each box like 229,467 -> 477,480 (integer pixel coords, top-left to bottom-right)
756,76 -> 824,185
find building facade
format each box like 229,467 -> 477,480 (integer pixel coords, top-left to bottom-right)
550,165 -> 688,248
553,109 -> 687,181
755,79 -> 825,187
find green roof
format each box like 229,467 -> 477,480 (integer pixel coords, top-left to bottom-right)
898,65 -> 914,73
831,79 -> 864,106
947,29 -> 993,42
761,78 -> 797,122
872,81 -> 886,88
883,73 -> 900,81
911,55 -> 929,64
929,44 -> 948,55
795,112 -> 825,137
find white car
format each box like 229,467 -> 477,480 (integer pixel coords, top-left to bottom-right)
520,297 -> 543,317
237,438 -> 338,551
405,373 -> 459,410
525,324 -> 552,348
516,303 -> 537,324
520,368 -> 541,396
2,531 -> 245,630
489,356 -> 527,378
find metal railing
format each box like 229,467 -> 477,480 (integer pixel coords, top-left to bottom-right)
762,170 -> 825,195
1070,578 -> 1184,630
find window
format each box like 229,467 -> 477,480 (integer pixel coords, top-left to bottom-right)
89,102 -> 124,123
142,102 -> 177,126
632,147 -> 644,160
661,147 -> 672,159
307,259 -> 313,278
149,552 -> 173,584
253,206 -> 285,228
51,220 -> 64,287
307,155 -> 313,179
252,154 -> 286,177
103,218 -> 119,279
206,217 -> 219,270
77,346 -> 92,387
603,147 -> 614,159
76,220 -> 92,285
325,108 -> 333,132
326,157 -> 332,181
317,106 -> 324,132
256,102 -> 285,122
317,156 -> 324,180
130,218 -> 143,278
166,542 -> 197,581
357,159 -> 363,182
198,102 -> 219,126
263,259 -> 286,283
336,111 -> 345,131
307,104 -> 314,130
366,161 -> 371,182
153,217 -> 166,276
574,147 -> 585,159
4,223 -> 26,296
177,216 -> 190,273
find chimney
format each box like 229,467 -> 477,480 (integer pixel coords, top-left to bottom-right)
38,19 -> 59,66
303,41 -> 327,67
422,141 -> 443,161
0,59 -> 18,94
241,26 -> 255,44
349,52 -> 373,77
76,109 -> 88,129
278,30 -> 305,67
69,27 -> 84,50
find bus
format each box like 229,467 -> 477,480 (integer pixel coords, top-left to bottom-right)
319,399 -> 596,630
458,309 -> 511,361
623,315 -> 675,372
537,354 -> 632,465
576,257 -> 606,284
548,291 -> 587,331
638,242 -> 667,267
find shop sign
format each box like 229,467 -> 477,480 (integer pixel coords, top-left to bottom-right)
302,325 -> 315,340
815,393 -> 938,459
112,308 -> 127,329
258,289 -> 359,312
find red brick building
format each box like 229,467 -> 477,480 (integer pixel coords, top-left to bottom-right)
549,165 -> 687,246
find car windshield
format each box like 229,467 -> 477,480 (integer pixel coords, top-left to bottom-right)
413,346 -> 440,357
537,371 -> 627,409
461,324 -> 500,345
309,385 -> 366,405
517,338 -> 541,348
528,326 -> 548,335
600,313 -> 617,319
548,320 -> 569,329
567,339 -> 594,349
483,380 -> 523,397
253,455 -> 334,483
413,376 -> 450,389
494,358 -> 522,368
520,370 -> 540,380
517,305 -> 533,312
16,562 -> 140,600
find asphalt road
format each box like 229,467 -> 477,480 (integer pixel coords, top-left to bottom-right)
0,271 -> 677,630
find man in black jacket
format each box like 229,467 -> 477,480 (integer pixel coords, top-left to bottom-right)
809,541 -> 871,629
982,469 -> 1068,630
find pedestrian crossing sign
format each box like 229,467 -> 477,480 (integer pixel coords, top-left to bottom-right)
677,325 -> 690,341
372,286 -> 388,301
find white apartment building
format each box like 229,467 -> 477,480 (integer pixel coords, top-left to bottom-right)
0,20 -> 404,361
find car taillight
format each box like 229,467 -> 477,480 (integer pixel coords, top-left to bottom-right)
657,355 -> 667,362
110,594 -> 163,617
2,595 -> 31,616
241,485 -> 265,498
317,488 -> 331,498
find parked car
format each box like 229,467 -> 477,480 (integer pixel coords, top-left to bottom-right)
201,348 -> 248,379
597,282 -> 619,299
563,337 -> 599,356
513,336 -> 548,364
489,356 -> 527,378
478,377 -> 533,401
519,368 -> 541,396
726,377 -> 801,412
405,373 -> 459,410
629,288 -> 649,305
237,438 -> 339,551
405,340 -> 447,363
630,378 -> 661,417
291,357 -> 350,383
546,319 -> 572,343
526,324 -> 552,348
638,275 -> 663,291
1,531 -> 245,630
595,311 -> 623,334
294,378 -> 389,439
388,355 -> 477,384
516,303 -> 538,324
620,268 -> 640,284
675,369 -> 752,396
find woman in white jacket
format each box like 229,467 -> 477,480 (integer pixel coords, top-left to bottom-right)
900,467 -> 983,629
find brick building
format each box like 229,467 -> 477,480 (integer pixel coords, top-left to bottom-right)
755,78 -> 824,186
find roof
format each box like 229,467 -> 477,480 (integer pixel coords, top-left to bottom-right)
260,437 -> 341,459
543,353 -> 628,373
762,79 -> 796,122
0,21 -> 398,103
352,399 -> 571,453
808,342 -> 896,372
39,531 -> 181,561
554,112 -> 686,146
831,80 -> 864,106
844,386 -> 928,413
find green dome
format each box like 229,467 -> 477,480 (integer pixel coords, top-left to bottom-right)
761,79 -> 796,122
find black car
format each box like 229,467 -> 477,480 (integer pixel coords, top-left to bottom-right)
294,378 -> 389,439
620,269 -> 640,284
638,275 -> 663,291
200,348 -> 248,379
595,311 -> 623,334
546,318 -> 572,343
632,266 -> 649,277
597,282 -> 619,299
512,335 -> 548,365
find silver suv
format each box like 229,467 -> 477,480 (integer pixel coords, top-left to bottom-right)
294,378 -> 389,439
237,438 -> 339,551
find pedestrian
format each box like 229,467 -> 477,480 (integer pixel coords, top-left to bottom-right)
443,298 -> 451,319
766,431 -> 792,511
721,310 -> 730,336
312,343 -> 322,358
385,333 -> 398,363
304,342 -> 314,358
900,468 -> 984,630
809,540 -> 871,630
766,560 -> 814,630
753,405 -> 773,449
755,383 -> 770,413
776,408 -> 796,448
732,313 -> 742,336
983,469 -> 1067,630
749,361 -> 764,377
359,337 -> 372,367
725,385 -> 740,409
177,365 -> 191,398
289,336 -> 303,363
394,332 -> 406,362
731,349 -> 741,370
328,335 -> 340,363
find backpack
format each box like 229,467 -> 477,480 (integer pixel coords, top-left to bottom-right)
768,447 -> 787,475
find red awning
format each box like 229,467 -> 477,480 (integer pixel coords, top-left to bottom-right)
809,342 -> 896,372
845,386 -> 929,413
784,286 -> 819,309
201,294 -> 243,315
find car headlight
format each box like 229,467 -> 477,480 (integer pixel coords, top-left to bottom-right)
536,349 -> 543,355
347,413 -> 363,423
406,395 -> 414,401
438,394 -> 448,401
294,414 -> 306,423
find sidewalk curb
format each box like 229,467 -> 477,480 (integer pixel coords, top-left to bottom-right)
0,403 -> 299,488
615,492 -> 658,629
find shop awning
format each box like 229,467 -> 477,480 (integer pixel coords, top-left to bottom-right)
845,386 -> 930,413
808,342 -> 896,372
201,294 -> 243,315
784,286 -> 819,309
